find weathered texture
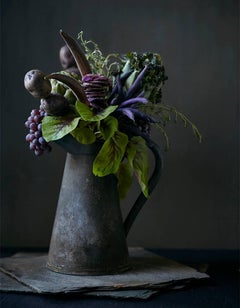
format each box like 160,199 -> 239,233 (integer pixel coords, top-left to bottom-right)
0,248 -> 209,298
47,143 -> 130,275
48,134 -> 163,275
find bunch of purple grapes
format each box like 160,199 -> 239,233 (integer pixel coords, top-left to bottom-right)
25,108 -> 52,156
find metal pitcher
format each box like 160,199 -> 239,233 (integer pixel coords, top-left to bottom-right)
47,135 -> 162,275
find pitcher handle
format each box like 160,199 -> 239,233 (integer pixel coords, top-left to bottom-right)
124,139 -> 163,236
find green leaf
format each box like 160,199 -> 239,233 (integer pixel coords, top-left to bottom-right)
75,101 -> 118,121
117,162 -> 134,199
125,70 -> 138,90
70,121 -> 96,144
64,88 -> 77,104
50,79 -> 66,95
131,136 -> 149,198
126,140 -> 137,168
42,115 -> 80,142
99,116 -> 118,140
93,131 -> 128,177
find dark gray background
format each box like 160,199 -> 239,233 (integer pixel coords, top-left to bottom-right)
1,0 -> 239,249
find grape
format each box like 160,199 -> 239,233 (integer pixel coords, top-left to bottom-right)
29,142 -> 35,150
38,137 -> 45,145
31,109 -> 39,116
24,107 -> 52,156
30,122 -> 37,131
34,131 -> 41,138
34,149 -> 43,156
32,138 -> 38,145
34,115 -> 41,123
26,134 -> 35,142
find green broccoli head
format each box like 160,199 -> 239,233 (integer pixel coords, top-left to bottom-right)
121,52 -> 168,104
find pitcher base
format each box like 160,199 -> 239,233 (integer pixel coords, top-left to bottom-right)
46,261 -> 131,276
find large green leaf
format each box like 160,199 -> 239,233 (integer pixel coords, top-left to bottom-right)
117,162 -> 133,199
131,136 -> 149,198
42,115 -> 80,142
75,101 -> 118,122
93,131 -> 128,177
99,116 -> 118,140
126,140 -> 137,168
70,121 -> 96,144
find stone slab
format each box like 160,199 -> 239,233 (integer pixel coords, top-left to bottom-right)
0,248 -> 209,298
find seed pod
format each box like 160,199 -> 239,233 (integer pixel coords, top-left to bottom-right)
59,45 -> 76,70
40,93 -> 69,115
60,30 -> 92,77
46,73 -> 89,105
24,69 -> 52,99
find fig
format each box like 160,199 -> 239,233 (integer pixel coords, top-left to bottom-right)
40,93 -> 69,115
59,45 -> 76,69
24,69 -> 51,98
